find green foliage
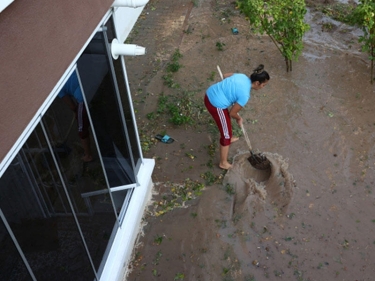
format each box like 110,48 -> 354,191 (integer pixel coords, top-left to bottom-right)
166,49 -> 183,72
152,250 -> 162,265
167,104 -> 191,125
140,134 -> 158,152
166,91 -> 199,125
171,48 -> 183,61
146,112 -> 156,120
222,267 -> 230,275
216,41 -> 226,51
152,179 -> 205,216
225,183 -> 235,195
321,3 -> 358,24
153,235 -> 163,245
143,89 -> 206,148
162,73 -> 180,88
237,0 -> 310,72
174,273 -> 185,280
317,0 -> 375,83
353,0 -> 375,83
163,49 -> 183,88
166,62 -> 182,73
207,71 -> 216,81
157,93 -> 168,113
200,170 -> 223,185
205,142 -> 217,157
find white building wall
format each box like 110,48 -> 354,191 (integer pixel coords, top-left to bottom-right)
100,159 -> 154,281
113,6 -> 145,43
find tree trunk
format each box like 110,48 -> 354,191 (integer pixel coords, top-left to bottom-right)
285,57 -> 289,72
371,45 -> 374,84
285,57 -> 293,72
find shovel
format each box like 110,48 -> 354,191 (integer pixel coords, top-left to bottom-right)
216,65 -> 271,170
240,124 -> 271,170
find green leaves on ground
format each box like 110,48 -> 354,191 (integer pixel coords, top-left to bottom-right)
163,49 -> 183,88
150,91 -> 205,126
151,179 -> 205,217
150,48 -> 207,126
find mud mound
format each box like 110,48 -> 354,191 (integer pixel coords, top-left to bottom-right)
224,152 -> 295,217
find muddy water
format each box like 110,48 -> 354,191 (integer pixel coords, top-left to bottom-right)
224,152 -> 294,218
127,1 -> 375,280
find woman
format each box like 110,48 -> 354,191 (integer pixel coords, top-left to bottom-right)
59,72 -> 93,162
204,64 -> 270,169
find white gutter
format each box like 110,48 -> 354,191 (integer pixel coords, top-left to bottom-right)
112,0 -> 149,8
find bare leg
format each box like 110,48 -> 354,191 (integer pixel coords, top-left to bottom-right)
231,137 -> 239,143
219,144 -> 232,170
81,137 -> 93,162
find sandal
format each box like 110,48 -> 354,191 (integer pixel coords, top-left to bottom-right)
155,134 -> 174,144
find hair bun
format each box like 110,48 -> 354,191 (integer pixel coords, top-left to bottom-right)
253,64 -> 264,74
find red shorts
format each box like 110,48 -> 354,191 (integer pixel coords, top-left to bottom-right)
204,94 -> 232,146
76,102 -> 90,139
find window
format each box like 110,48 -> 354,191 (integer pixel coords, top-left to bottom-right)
0,14 -> 141,280
77,32 -> 137,188
0,123 -> 112,280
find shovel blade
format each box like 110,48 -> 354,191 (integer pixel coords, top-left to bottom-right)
248,152 -> 271,170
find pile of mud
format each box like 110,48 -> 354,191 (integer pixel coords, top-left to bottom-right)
224,152 -> 296,217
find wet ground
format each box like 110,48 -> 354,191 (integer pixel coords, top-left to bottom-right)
126,0 -> 375,280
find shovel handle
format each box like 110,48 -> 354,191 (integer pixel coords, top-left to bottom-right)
217,65 -> 224,80
240,124 -> 253,151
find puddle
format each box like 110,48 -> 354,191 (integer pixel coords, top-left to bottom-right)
303,8 -> 364,58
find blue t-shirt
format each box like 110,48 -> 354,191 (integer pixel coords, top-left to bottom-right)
206,73 -> 251,109
58,72 -> 84,103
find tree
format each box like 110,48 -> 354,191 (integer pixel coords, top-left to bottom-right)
237,0 -> 310,72
354,0 -> 375,83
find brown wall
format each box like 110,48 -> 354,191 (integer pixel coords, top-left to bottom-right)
0,0 -> 113,166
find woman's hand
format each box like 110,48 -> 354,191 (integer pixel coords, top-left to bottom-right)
229,103 -> 243,125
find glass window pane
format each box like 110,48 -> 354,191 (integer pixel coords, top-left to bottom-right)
0,126 -> 96,281
113,58 -> 142,170
0,217 -> 32,281
112,188 -> 132,215
43,72 -> 118,271
106,17 -> 142,172
77,32 -> 136,187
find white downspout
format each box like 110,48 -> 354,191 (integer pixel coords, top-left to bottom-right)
112,0 -> 149,8
111,39 -> 146,59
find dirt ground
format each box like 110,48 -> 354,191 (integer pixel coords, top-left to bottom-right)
125,0 -> 375,280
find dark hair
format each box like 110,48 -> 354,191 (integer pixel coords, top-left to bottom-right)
250,64 -> 270,83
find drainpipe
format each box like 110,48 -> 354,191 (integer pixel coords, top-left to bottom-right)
112,0 -> 149,8
111,38 -> 146,59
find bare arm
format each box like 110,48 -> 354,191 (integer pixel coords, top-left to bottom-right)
229,103 -> 243,127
